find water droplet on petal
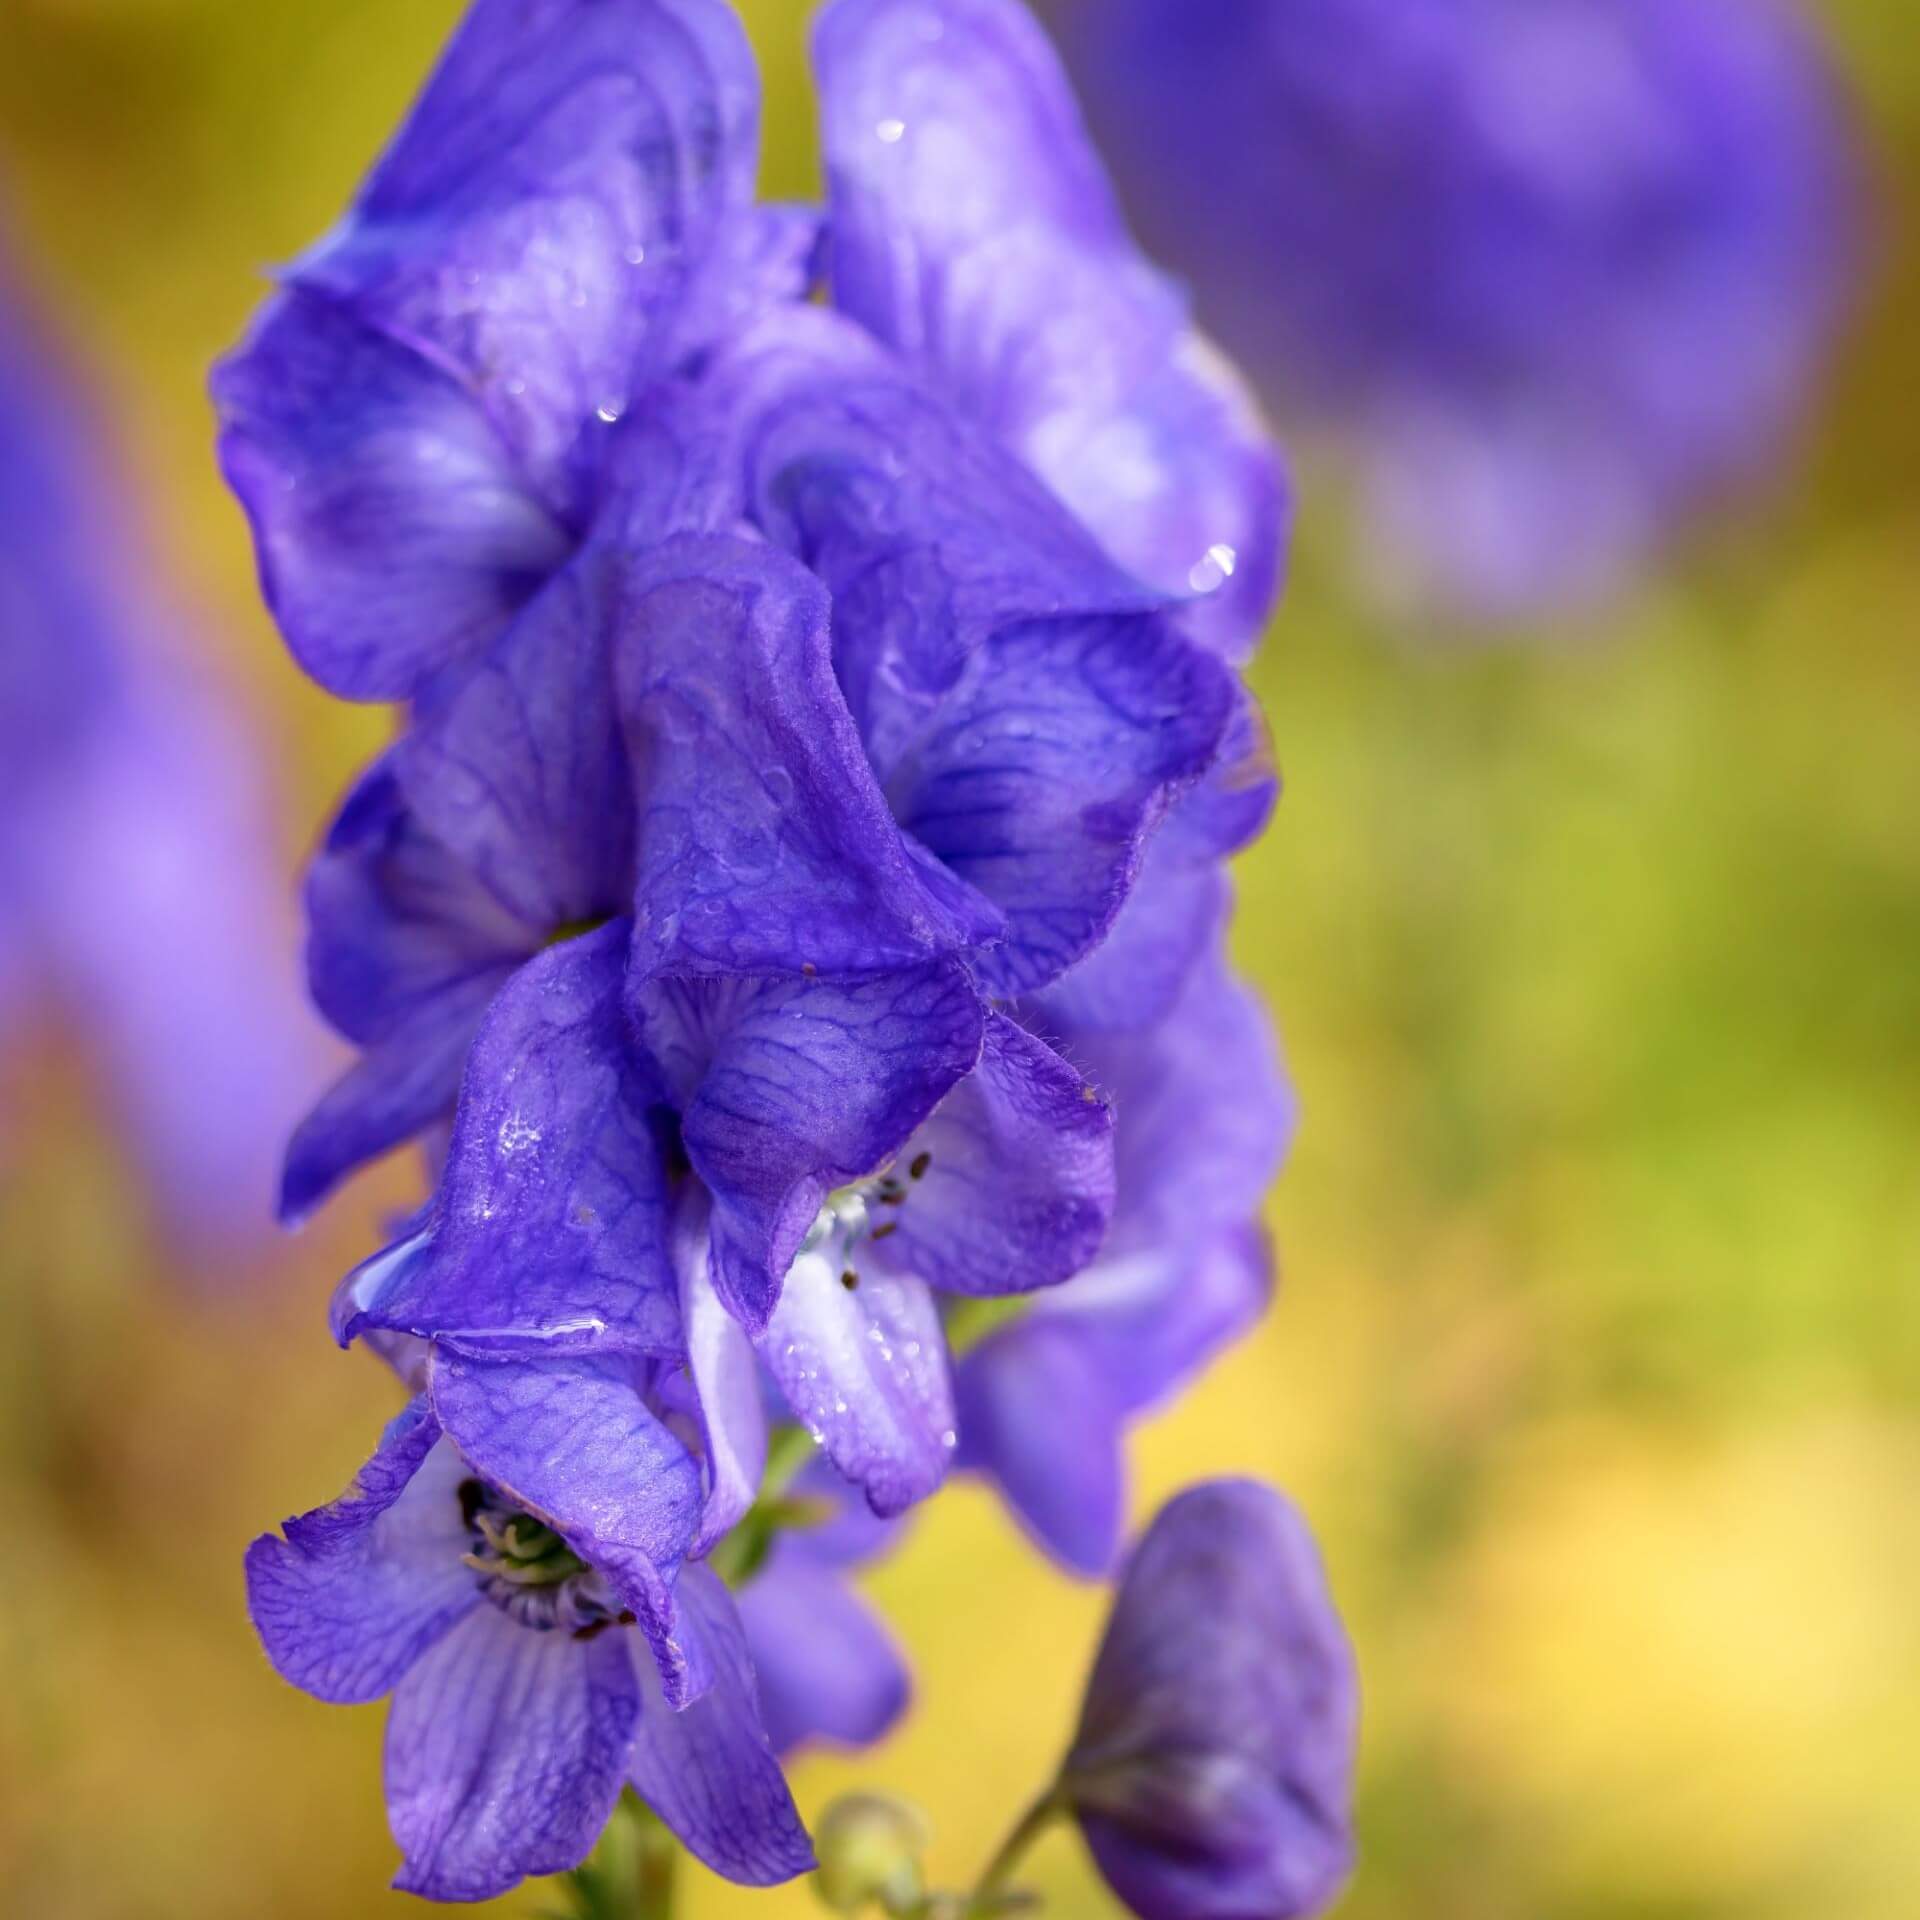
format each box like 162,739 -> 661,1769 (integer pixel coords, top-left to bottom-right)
876,117 -> 906,144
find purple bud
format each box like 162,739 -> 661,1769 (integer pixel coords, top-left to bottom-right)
1063,1480 -> 1358,1920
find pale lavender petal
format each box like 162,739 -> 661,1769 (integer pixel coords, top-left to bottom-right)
755,1258 -> 954,1517
678,1201 -> 769,1556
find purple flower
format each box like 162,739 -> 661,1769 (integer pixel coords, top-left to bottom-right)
1063,1480 -> 1358,1920
229,0 -> 1263,1222
333,918 -> 1115,1517
733,1458 -> 912,1757
1062,0 -> 1861,623
245,1381 -> 817,1898
957,938 -> 1293,1574
0,266 -> 320,1251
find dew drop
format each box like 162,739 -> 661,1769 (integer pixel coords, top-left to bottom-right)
875,117 -> 906,144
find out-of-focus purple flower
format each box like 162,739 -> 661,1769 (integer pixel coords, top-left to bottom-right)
246,1384 -> 816,1898
1061,0 -> 1861,625
0,269 -> 319,1252
956,937 -> 1292,1575
1063,1479 -> 1358,1920
733,1458 -> 912,1757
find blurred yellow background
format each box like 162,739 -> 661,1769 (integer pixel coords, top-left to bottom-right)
1,2 -> 1916,1916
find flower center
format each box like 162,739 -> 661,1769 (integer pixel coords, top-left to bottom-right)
457,1478 -> 624,1635
801,1151 -> 933,1290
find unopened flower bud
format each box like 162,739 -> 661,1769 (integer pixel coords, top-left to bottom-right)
1061,1479 -> 1358,1920
812,1792 -> 933,1916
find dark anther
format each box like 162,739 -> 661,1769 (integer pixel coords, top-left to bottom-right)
841,1269 -> 860,1291
877,1179 -> 907,1205
871,1221 -> 898,1241
909,1151 -> 932,1181
572,1608 -> 637,1644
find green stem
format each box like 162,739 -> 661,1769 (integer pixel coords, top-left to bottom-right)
562,1796 -> 679,1920
632,1814 -> 678,1920
965,1789 -> 1067,1917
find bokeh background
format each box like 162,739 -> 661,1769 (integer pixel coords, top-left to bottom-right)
1,2 -> 1916,1916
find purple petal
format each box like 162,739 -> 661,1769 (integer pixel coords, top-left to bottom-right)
814,0 -> 1284,659
755,1258 -> 954,1517
889,604 -> 1234,996
385,1601 -> 640,1902
1069,1480 -> 1357,1920
397,553 -> 635,937
627,1566 -> 815,1885
617,532 -> 998,978
1070,945 -> 1293,1257
878,1013 -> 1113,1298
678,1199 -> 769,1556
244,1397 -> 479,1704
294,0 -> 765,522
283,988 -> 503,1227
954,1318 -> 1124,1577
735,1554 -> 910,1756
428,1345 -> 708,1705
337,926 -> 680,1357
734,342 -> 1235,991
631,963 -> 983,1331
1035,850 -> 1227,1037
212,288 -> 568,701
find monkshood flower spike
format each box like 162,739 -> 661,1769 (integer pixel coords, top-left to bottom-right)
221,0 -> 1309,1907
1059,0 -> 1861,626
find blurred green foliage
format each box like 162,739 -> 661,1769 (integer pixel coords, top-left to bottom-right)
0,3 -> 1915,1917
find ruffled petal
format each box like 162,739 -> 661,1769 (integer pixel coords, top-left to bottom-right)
628,1566 -> 815,1885
397,554 -> 634,935
887,603 -> 1233,996
293,0 -> 765,522
244,1397 -> 480,1703
428,1346 -> 708,1704
755,1258 -> 954,1517
877,1013 -> 1113,1298
814,0 -> 1284,659
617,532 -> 998,978
335,924 -> 681,1357
735,1554 -> 910,1756
212,288 -> 568,701
385,1601 -> 640,1902
631,963 -> 983,1332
